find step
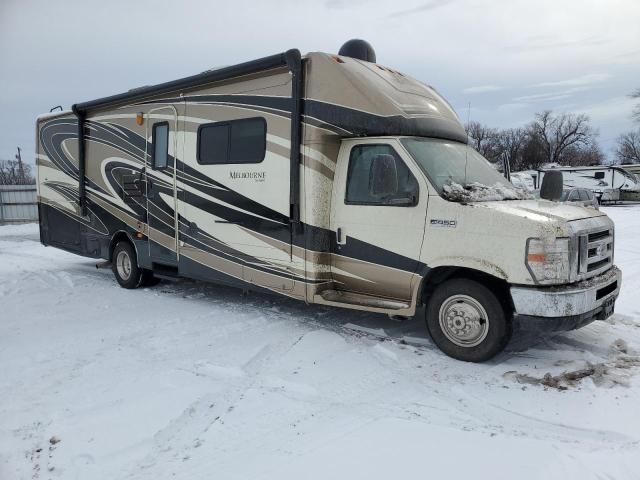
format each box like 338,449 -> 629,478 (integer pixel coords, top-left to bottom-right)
319,289 -> 410,311
152,263 -> 179,279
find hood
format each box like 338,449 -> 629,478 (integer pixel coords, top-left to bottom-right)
472,199 -> 605,223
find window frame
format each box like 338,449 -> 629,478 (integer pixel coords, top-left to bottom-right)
578,189 -> 591,201
344,143 -> 419,207
196,117 -> 267,166
151,121 -> 170,171
567,190 -> 580,201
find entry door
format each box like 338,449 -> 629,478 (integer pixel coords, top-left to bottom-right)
146,107 -> 179,266
329,141 -> 428,301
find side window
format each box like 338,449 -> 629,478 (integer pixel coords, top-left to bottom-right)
197,117 -> 266,165
567,190 -> 580,201
345,144 -> 419,206
152,122 -> 169,170
594,172 -> 605,179
198,123 -> 229,165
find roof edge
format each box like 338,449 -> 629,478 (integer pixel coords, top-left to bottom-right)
72,49 -> 300,114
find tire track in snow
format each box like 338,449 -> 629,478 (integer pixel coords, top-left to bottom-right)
452,386 -> 638,449
121,331 -> 310,478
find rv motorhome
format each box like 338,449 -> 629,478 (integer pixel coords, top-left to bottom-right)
36,40 -> 621,362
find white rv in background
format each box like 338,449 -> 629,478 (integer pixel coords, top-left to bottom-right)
620,163 -> 640,178
620,164 -> 640,200
521,166 -> 640,202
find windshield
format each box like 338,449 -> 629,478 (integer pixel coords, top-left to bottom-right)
401,137 -> 531,202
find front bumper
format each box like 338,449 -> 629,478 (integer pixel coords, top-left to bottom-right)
510,266 -> 621,331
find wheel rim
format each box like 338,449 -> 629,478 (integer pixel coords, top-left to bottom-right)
116,250 -> 132,281
438,294 -> 489,348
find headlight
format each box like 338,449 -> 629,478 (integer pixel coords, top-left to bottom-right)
526,237 -> 570,284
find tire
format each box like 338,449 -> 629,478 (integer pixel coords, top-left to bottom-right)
112,241 -> 143,289
425,278 -> 511,362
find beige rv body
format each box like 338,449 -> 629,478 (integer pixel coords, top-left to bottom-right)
37,47 -> 621,360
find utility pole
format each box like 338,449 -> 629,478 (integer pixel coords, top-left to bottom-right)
15,146 -> 24,184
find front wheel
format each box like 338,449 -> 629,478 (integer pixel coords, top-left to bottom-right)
425,278 -> 511,362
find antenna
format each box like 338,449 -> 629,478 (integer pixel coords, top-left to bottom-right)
502,152 -> 511,182
464,102 -> 472,184
463,102 -> 472,185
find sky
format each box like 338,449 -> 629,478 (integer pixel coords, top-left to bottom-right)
1,0 -> 639,165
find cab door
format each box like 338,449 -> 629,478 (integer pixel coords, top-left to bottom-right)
146,106 -> 180,266
329,140 -> 428,301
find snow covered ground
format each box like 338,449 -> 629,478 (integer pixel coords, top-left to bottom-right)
1,205 -> 640,480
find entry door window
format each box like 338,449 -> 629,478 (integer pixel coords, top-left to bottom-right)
152,122 -> 169,170
345,144 -> 418,206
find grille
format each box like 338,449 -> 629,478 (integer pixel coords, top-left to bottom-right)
578,227 -> 613,279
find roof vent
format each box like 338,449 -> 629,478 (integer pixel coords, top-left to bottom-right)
338,39 -> 376,63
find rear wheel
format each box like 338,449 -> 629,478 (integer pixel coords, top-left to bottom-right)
425,278 -> 511,362
112,241 -> 144,289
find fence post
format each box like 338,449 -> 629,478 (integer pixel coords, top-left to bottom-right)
0,189 -> 4,224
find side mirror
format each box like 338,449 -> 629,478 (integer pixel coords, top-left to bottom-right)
540,170 -> 563,201
369,154 -> 398,198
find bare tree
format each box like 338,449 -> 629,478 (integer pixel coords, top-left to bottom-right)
529,110 -> 596,165
631,88 -> 640,124
0,160 -> 35,185
562,141 -> 605,167
465,121 -> 499,161
462,111 -> 603,172
615,130 -> 640,164
495,128 -> 528,171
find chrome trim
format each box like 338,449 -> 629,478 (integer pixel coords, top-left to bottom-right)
577,226 -> 614,280
511,266 -> 621,318
116,250 -> 132,280
438,294 -> 489,348
565,216 -> 614,283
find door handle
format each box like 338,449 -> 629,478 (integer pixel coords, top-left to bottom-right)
336,227 -> 347,246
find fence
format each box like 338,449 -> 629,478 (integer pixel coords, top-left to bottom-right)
0,185 -> 38,224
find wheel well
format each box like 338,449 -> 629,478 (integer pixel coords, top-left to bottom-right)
420,267 -> 514,315
109,231 -> 133,262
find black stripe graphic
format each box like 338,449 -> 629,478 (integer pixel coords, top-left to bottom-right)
138,94 -> 467,142
39,111 -> 429,286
